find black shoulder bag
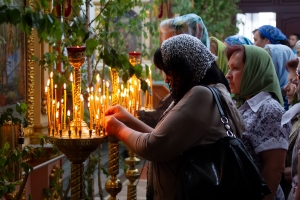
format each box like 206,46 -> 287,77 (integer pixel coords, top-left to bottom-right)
176,86 -> 271,200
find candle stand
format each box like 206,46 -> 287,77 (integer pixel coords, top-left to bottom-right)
46,46 -> 107,200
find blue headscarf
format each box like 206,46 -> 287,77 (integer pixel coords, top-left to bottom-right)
258,25 -> 288,44
173,13 -> 210,49
264,44 -> 296,90
224,35 -> 253,46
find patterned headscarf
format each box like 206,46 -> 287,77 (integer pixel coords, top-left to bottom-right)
225,35 -> 253,46
264,44 -> 296,90
161,34 -> 216,102
258,25 -> 288,44
173,13 -> 210,49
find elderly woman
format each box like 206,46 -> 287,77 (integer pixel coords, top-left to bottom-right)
281,58 -> 300,198
224,35 -> 254,46
264,44 -> 296,110
173,13 -> 210,48
225,45 -> 292,200
105,34 -> 244,199
253,25 -> 290,48
210,36 -> 228,74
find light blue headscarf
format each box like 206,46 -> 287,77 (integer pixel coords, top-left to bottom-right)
258,25 -> 288,44
173,13 -> 210,49
225,35 -> 253,46
264,44 -> 296,90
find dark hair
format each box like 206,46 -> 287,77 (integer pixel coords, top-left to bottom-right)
153,47 -> 230,101
252,29 -> 290,48
291,33 -> 300,40
226,45 -> 246,63
286,58 -> 299,72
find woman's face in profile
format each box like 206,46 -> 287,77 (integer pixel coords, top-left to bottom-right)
225,52 -> 245,94
284,70 -> 298,105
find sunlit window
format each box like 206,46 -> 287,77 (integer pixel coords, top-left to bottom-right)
236,12 -> 276,42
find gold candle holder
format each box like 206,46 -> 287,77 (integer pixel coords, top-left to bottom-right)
105,69 -> 122,199
124,52 -> 142,199
46,46 -> 107,200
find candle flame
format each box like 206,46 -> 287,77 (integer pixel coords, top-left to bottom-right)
106,81 -> 109,87
88,102 -> 90,107
87,87 -> 90,93
70,73 -> 73,82
55,84 -> 57,89
75,106 -> 77,111
91,87 -> 94,92
67,110 -> 70,116
57,102 -> 60,108
45,87 -> 48,93
47,79 -> 50,86
50,71 -> 53,78
61,99 -> 64,103
56,111 -> 59,118
52,100 -> 55,104
64,83 -> 66,89
80,94 -> 83,101
96,74 -> 100,82
121,84 -> 124,90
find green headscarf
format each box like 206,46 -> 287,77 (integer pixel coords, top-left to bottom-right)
234,45 -> 283,107
209,36 -> 228,75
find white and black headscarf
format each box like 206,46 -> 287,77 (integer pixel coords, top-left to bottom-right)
160,34 -> 217,102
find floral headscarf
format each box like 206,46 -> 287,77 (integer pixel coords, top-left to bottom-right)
173,13 -> 210,49
225,35 -> 253,46
258,25 -> 288,44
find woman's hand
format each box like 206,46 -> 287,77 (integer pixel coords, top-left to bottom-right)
105,105 -> 133,125
104,115 -> 125,137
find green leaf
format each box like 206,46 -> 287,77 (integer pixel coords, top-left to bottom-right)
7,8 -> 20,25
134,64 -> 142,78
140,79 -> 148,92
0,156 -> 7,167
122,72 -> 129,84
128,66 -> 135,77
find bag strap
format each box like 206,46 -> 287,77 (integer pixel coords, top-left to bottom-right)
204,86 -> 235,137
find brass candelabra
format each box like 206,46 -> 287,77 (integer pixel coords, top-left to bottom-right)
46,46 -> 107,200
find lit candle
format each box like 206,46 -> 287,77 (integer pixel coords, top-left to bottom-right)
63,83 -> 67,129
96,74 -> 100,97
61,99 -> 63,130
57,102 -> 60,130
67,110 -> 71,131
106,81 -> 109,108
54,84 -> 57,113
50,72 -> 53,102
70,73 -> 74,118
45,86 -> 51,129
56,111 -> 59,132
52,100 -> 56,130
88,102 -> 92,130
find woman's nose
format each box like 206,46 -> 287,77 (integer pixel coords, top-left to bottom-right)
284,83 -> 290,92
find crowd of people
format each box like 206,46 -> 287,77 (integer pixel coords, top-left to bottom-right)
104,13 -> 300,200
